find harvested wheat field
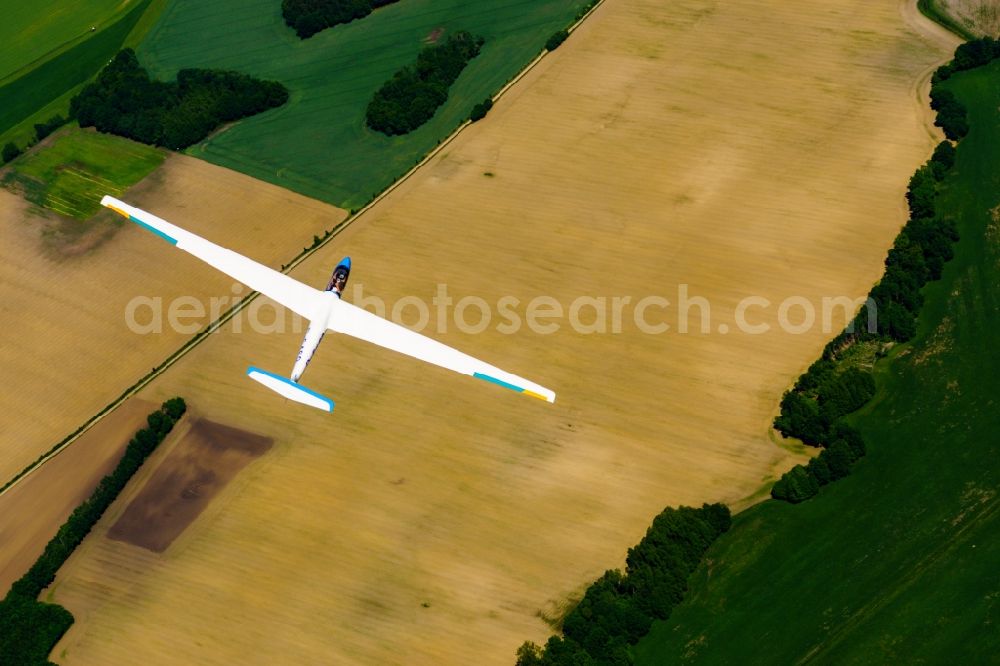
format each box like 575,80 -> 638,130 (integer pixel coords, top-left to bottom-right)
0,156 -> 345,483
0,398 -> 156,595
938,0 -> 1000,35
47,0 -> 952,664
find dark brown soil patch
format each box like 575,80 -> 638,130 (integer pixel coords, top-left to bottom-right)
107,419 -> 272,552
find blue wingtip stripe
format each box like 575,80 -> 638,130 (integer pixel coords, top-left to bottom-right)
247,366 -> 335,411
129,214 -> 178,245
473,372 -> 525,393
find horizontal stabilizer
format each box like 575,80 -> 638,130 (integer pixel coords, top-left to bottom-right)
247,366 -> 334,412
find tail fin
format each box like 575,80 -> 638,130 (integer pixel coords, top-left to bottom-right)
247,367 -> 334,412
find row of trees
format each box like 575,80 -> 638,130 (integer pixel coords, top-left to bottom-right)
0,114 -> 67,167
931,88 -> 968,139
771,423 -> 866,503
932,37 -> 1000,81
516,504 -> 731,665
33,115 -> 66,142
0,398 -> 186,665
469,97 -> 493,122
545,30 -> 569,51
771,137 -> 959,501
366,31 -> 484,136
70,49 -> 288,150
928,38 -> 1000,138
282,0 -> 398,39
769,39 -> 1000,503
774,366 -> 876,446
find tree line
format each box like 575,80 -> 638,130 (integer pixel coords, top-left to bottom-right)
515,504 -> 731,665
770,137 -> 959,501
770,38 -> 1000,503
0,398 -> 186,665
366,31 -> 484,136
282,0 -> 399,39
0,114 -> 67,167
929,38 -> 1000,139
70,49 -> 288,151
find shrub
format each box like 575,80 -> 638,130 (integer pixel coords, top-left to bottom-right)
546,29 -> 569,51
831,422 -> 866,458
33,115 -> 67,142
822,441 -> 856,480
907,164 -> 938,219
469,97 -> 493,122
771,465 -> 819,503
773,390 -> 828,445
929,86 -> 969,140
1,141 -> 21,163
818,368 -> 875,421
930,140 -> 956,178
806,454 -> 832,485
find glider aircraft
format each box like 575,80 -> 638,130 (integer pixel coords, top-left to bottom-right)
102,196 -> 556,412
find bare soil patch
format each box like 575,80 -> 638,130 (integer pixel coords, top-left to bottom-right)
107,419 -> 271,553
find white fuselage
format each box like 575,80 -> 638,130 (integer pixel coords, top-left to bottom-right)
290,291 -> 338,382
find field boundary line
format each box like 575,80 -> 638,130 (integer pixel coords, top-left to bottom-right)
0,0 -> 609,499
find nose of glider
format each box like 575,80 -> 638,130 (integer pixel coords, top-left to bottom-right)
338,256 -> 351,270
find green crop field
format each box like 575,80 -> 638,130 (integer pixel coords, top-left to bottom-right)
2,127 -> 164,219
633,60 -> 1000,664
0,0 -> 165,151
0,0 -> 128,83
138,0 -> 589,209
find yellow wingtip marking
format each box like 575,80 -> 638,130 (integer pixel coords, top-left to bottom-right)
106,204 -> 129,219
523,390 -> 549,402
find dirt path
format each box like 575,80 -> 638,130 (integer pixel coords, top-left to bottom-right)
901,0 -> 963,141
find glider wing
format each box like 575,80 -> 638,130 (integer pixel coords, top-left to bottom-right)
101,196 -> 326,321
327,298 -> 556,403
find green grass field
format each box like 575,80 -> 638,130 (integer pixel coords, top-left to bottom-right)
2,127 -> 164,219
633,60 -> 1000,663
138,0 -> 589,209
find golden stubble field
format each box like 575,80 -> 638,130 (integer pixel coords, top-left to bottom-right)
46,0 -> 954,663
0,155 -> 346,484
0,398 -> 155,594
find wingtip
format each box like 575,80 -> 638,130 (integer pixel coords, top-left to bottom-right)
523,389 -> 556,403
101,194 -> 130,219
